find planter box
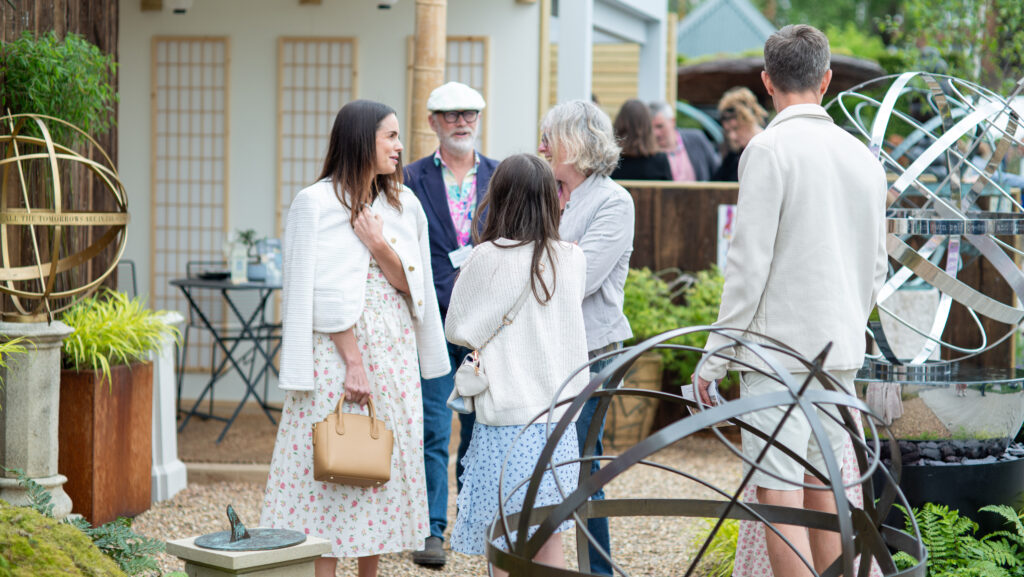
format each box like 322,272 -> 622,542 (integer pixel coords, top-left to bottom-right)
59,362 -> 153,526
603,352 -> 663,452
873,457 -> 1024,536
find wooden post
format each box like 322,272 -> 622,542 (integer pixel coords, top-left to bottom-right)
666,11 -> 678,105
410,0 -> 446,161
537,0 -> 551,129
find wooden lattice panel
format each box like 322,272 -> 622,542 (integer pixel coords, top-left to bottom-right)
276,38 -> 357,236
405,36 -> 490,158
445,36 -> 489,152
151,36 -> 230,372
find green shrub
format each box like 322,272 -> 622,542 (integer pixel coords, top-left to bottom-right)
61,290 -> 179,383
622,266 -> 732,388
4,469 -> 165,576
0,499 -> 126,577
0,31 -> 118,142
689,517 -> 739,577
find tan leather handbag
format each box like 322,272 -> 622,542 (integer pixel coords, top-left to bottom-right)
312,394 -> 393,486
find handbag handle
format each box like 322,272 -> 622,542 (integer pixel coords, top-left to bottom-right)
333,394 -> 381,439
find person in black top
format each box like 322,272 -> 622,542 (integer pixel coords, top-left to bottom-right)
711,87 -> 768,181
610,99 -> 673,181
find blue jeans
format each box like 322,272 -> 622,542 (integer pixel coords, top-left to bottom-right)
574,353 -> 618,575
421,341 -> 476,541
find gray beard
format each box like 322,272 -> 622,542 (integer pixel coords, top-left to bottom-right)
440,134 -> 475,156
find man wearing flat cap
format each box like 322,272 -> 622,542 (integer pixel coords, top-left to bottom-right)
404,81 -> 499,567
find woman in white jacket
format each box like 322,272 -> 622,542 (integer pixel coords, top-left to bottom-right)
445,154 -> 589,575
260,100 -> 449,577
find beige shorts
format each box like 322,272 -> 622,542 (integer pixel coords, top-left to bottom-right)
739,369 -> 857,491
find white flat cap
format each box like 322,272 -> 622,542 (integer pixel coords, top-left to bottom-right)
426,82 -> 486,112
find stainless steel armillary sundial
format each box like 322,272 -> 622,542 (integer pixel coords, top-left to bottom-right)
0,113 -> 129,322
830,74 -> 1024,447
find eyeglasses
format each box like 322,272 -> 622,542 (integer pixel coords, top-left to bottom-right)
719,107 -> 738,122
439,110 -> 479,123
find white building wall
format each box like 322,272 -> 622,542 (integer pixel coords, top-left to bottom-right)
118,0 -> 540,402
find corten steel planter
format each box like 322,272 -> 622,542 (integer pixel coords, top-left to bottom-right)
59,362 -> 153,526
602,351 -> 662,452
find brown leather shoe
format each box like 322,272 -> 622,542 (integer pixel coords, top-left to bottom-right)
412,535 -> 446,567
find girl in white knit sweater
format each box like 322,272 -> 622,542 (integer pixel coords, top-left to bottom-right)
445,154 -> 590,575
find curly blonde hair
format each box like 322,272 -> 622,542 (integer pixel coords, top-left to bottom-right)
717,87 -> 768,130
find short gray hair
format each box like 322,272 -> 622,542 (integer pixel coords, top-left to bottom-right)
648,101 -> 675,120
764,24 -> 831,94
540,100 -> 620,177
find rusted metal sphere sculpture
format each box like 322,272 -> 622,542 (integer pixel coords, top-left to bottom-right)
0,113 -> 129,322
487,327 -> 927,576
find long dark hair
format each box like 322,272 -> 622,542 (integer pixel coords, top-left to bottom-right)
318,100 -> 403,222
614,98 -> 659,157
473,154 -> 561,303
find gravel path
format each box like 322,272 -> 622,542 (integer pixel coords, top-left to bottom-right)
135,435 -> 742,576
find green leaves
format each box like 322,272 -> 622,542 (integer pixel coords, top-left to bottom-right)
623,266 -> 728,387
60,289 -> 180,384
899,502 -> 1024,576
0,31 -> 118,142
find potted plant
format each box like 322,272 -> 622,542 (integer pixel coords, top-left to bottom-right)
603,268 -> 686,451
58,290 -> 178,526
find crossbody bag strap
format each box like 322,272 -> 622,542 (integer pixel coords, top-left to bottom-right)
476,282 -> 533,353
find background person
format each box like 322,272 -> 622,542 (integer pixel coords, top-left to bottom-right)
539,100 -> 635,576
445,153 -> 588,577
695,25 -> 888,577
263,99 -> 450,577
402,81 -> 499,567
649,100 -> 720,181
711,87 -> 769,182
610,98 -> 673,181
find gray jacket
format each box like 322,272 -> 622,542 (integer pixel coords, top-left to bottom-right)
558,174 -> 635,351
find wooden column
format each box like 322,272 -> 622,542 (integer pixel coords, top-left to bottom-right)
410,0 -> 446,161
666,11 -> 678,105
537,0 -> 551,128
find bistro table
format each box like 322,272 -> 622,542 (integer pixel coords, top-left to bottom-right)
171,276 -> 282,443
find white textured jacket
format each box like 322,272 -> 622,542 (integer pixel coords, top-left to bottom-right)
278,180 -> 450,391
699,104 -> 888,380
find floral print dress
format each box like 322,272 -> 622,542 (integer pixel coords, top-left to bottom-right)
260,261 -> 429,558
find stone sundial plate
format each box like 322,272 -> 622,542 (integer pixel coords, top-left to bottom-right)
194,528 -> 306,551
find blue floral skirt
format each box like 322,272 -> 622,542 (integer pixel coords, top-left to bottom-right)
450,421 -> 580,555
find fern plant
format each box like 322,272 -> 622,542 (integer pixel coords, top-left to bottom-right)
894,502 -> 1024,577
60,289 -> 179,384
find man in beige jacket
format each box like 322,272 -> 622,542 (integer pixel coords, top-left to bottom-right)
695,25 -> 888,577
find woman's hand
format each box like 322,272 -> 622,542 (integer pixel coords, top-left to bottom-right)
353,208 -> 385,251
330,330 -> 371,406
343,362 -> 372,406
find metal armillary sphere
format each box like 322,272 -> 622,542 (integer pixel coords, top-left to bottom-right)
0,113 -> 129,322
827,73 -> 1024,377
487,327 -> 927,576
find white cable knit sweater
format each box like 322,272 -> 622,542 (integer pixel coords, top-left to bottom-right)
444,240 -> 590,426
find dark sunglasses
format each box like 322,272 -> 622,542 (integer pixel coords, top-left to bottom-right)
439,110 -> 479,123
719,107 -> 739,122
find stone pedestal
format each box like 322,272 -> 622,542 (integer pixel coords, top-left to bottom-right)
166,535 -> 330,577
0,321 -> 74,518
152,312 -> 187,502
